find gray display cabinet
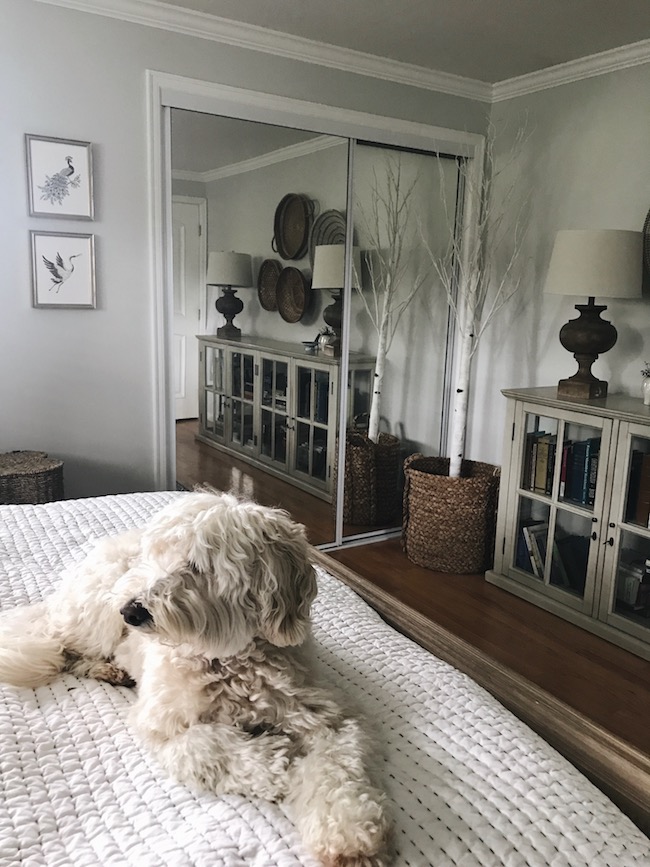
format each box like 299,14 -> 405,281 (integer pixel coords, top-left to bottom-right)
197,336 -> 375,500
487,387 -> 650,660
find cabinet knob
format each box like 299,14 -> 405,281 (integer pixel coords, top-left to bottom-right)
591,531 -> 598,541
603,537 -> 614,547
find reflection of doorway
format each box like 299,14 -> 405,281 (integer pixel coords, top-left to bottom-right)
172,196 -> 206,420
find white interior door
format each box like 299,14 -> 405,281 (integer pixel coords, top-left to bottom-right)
172,196 -> 206,420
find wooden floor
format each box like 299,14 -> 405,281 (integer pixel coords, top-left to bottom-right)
176,419 -> 650,759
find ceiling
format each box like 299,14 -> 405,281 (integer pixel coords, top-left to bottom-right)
156,0 -> 650,83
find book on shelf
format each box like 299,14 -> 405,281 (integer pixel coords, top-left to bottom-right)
523,431 -> 547,490
564,436 -> 601,505
522,522 -> 545,577
545,440 -> 557,495
635,453 -> 650,527
533,434 -> 557,494
515,525 -> 535,573
625,450 -> 644,522
554,534 -> 589,594
559,441 -> 572,498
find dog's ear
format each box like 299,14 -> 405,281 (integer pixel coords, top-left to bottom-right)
256,520 -> 317,647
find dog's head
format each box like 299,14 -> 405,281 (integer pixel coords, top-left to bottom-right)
119,492 -> 317,658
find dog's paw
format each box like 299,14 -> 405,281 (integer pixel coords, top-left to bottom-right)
96,663 -> 136,688
70,656 -> 136,688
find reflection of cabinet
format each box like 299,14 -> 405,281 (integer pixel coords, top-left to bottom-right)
197,336 -> 374,500
487,387 -> 650,660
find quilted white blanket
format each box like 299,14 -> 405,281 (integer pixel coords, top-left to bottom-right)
0,492 -> 648,866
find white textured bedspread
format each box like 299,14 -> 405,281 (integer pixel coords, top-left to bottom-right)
0,492 -> 648,866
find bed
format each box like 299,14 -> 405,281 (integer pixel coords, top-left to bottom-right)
0,491 -> 648,866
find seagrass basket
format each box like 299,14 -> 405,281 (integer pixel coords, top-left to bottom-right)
0,450 -> 64,505
402,454 -> 500,573
333,432 -> 401,526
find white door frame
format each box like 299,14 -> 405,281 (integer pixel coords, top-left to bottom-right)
146,70 -> 485,509
172,194 -> 207,420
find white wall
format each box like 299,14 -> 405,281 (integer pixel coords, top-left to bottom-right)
466,66 -> 650,468
2,0 -> 487,497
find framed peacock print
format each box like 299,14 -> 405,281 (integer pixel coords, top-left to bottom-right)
25,134 -> 94,219
31,231 -> 96,309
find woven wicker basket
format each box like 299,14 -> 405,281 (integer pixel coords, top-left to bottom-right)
0,450 -> 64,505
333,432 -> 401,526
402,454 -> 499,573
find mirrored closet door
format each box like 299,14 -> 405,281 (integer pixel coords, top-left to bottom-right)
169,107 -> 465,548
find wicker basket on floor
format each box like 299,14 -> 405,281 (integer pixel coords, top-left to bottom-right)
333,432 -> 401,526
402,454 -> 499,573
0,450 -> 64,505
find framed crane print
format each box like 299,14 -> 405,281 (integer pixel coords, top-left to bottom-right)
25,134 -> 94,219
31,231 -> 96,309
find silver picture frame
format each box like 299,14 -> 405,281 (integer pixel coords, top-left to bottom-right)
25,134 -> 94,220
31,231 -> 96,309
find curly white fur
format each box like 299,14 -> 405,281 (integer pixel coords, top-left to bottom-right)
0,491 -> 390,866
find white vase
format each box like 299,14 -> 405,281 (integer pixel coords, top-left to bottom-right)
643,378 -> 650,406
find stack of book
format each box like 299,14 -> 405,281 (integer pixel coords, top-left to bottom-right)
515,520 -> 589,595
558,436 -> 601,506
522,431 -> 601,506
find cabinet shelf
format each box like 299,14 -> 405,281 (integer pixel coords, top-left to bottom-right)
487,387 -> 650,660
197,335 -> 374,501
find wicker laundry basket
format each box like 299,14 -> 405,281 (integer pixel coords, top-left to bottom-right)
0,450 -> 64,505
333,432 -> 401,526
402,454 -> 499,573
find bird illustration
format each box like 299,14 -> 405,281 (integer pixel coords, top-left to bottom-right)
42,252 -> 81,292
60,156 -> 75,177
38,156 -> 81,205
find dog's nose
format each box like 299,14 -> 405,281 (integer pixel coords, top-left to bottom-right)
120,600 -> 153,627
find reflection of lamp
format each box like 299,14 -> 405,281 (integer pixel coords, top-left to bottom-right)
311,244 -> 360,353
544,229 -> 642,399
206,251 -> 253,340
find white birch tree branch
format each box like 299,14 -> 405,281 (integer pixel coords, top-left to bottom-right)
420,117 -> 531,476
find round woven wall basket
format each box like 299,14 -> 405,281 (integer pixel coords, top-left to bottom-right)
402,454 -> 500,574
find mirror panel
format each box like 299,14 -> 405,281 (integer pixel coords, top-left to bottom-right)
342,142 -> 461,537
171,110 -> 462,548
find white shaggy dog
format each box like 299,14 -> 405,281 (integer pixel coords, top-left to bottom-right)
0,491 -> 390,866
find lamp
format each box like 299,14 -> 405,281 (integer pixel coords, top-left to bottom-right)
311,244 -> 361,353
206,251 -> 253,339
544,229 -> 642,399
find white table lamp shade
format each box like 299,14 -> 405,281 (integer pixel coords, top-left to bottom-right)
206,252 -> 253,287
312,245 -> 361,290
544,229 -> 642,299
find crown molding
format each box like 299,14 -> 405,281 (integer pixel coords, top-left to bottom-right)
34,0 -> 492,102
172,134 -> 344,183
33,0 -> 650,106
493,38 -> 650,102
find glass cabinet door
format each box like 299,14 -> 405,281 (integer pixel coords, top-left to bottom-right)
200,344 -> 227,444
293,363 -> 331,488
259,356 -> 289,470
508,404 -> 611,614
599,423 -> 650,641
229,350 -> 256,453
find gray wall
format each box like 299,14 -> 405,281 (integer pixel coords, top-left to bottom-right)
2,0 -> 488,497
4,1 -> 649,499
466,66 -> 650,466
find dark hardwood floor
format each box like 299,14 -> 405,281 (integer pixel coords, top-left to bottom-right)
176,419 -> 650,759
